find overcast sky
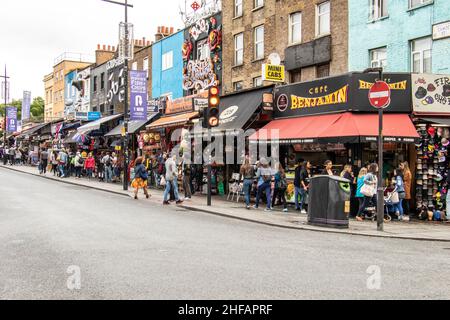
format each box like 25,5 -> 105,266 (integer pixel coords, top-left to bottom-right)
0,0 -> 186,102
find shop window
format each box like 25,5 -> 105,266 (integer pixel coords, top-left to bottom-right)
316,64 -> 330,78
316,1 -> 330,37
369,0 -> 388,21
289,12 -> 302,45
411,37 -> 432,73
370,47 -> 387,68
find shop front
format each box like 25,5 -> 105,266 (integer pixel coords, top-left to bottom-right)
410,73 -> 450,220
251,72 -> 419,209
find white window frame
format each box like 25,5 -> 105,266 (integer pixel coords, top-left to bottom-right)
289,12 -> 302,45
235,0 -> 243,17
409,0 -> 432,9
369,0 -> 388,20
234,33 -> 244,66
132,61 -> 138,71
162,51 -> 174,71
411,37 -> 432,73
254,0 -> 264,9
254,25 -> 265,60
316,1 -> 331,37
369,47 -> 387,68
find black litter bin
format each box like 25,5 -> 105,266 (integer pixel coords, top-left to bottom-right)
308,175 -> 351,229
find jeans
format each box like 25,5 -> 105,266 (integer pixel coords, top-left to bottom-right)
393,199 -> 404,217
243,179 -> 253,207
105,166 -> 113,182
86,168 -> 93,179
75,166 -> 82,178
40,160 -> 48,174
164,180 -> 180,202
255,181 -> 271,209
59,164 -> 66,177
295,186 -> 307,210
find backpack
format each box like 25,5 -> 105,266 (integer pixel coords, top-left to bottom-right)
105,157 -> 112,167
78,157 -> 84,165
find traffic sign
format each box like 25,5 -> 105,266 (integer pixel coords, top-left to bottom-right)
368,81 -> 391,109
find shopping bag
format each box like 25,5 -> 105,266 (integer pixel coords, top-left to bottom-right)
360,184 -> 375,197
160,176 -> 167,187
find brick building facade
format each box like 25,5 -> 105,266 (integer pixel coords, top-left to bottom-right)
222,0 -> 348,94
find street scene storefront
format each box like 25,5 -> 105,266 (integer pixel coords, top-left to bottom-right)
251,72 -> 420,213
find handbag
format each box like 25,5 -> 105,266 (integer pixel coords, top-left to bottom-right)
160,176 -> 167,187
389,191 -> 399,204
360,183 -> 375,197
398,191 -> 406,199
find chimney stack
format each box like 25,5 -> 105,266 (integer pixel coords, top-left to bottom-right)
103,45 -> 106,50
107,45 -> 111,51
97,44 -> 101,50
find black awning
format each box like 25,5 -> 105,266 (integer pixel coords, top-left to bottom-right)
417,117 -> 450,126
217,86 -> 273,131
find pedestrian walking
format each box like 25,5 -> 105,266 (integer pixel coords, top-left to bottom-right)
74,152 -> 84,179
240,155 -> 255,210
355,167 -> 368,216
295,160 -> 311,214
84,153 -> 95,180
39,148 -> 49,174
50,150 -> 59,176
102,152 -> 113,183
58,149 -> 68,178
272,163 -> 288,212
163,154 -> 183,205
132,157 -> 151,200
356,163 -> 378,221
182,159 -> 192,200
400,161 -> 412,215
9,147 -> 15,166
15,149 -> 22,165
393,168 -> 405,220
253,158 -> 273,212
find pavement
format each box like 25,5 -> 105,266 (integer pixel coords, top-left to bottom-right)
1,167 -> 450,300
1,164 -> 450,242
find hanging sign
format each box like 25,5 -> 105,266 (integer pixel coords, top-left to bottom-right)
262,64 -> 285,83
6,106 -> 17,132
130,70 -> 148,121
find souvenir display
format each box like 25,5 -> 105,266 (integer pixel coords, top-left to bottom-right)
415,124 -> 449,219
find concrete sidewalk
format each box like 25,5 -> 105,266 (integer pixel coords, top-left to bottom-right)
2,164 -> 450,242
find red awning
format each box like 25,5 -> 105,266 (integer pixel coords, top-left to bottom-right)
250,112 -> 420,144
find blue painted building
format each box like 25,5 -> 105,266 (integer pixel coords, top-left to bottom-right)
349,0 -> 450,74
152,30 -> 185,100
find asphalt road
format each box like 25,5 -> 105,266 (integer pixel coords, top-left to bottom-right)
0,168 -> 449,300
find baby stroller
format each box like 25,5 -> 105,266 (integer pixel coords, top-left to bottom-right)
363,187 -> 393,222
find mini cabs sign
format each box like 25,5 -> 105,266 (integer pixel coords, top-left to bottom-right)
262,64 -> 285,83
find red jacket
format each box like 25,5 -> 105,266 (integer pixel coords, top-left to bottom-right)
84,157 -> 95,169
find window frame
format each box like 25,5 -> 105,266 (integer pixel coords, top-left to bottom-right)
369,47 -> 387,68
233,81 -> 244,92
235,0 -> 243,17
369,0 -> 388,21
234,33 -> 244,66
254,0 -> 264,9
254,25 -> 265,60
316,1 -> 331,37
411,37 -> 432,73
409,0 -> 432,9
162,51 -> 174,71
289,12 -> 302,45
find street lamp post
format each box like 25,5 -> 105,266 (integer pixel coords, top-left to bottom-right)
1,66 -> 10,148
101,0 -> 133,191
363,67 -> 384,232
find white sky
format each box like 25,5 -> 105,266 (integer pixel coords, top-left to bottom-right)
0,0 -> 186,102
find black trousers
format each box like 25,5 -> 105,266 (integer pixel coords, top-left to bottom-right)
41,160 -> 48,173
272,188 -> 287,209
